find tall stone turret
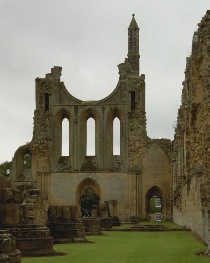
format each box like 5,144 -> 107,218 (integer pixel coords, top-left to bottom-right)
128,14 -> 140,75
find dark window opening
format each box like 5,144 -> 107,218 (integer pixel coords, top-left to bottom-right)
44,93 -> 49,111
131,91 -> 135,111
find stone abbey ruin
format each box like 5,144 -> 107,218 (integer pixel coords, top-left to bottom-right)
1,10 -> 210,260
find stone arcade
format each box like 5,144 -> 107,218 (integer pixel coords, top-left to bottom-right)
8,11 -> 210,252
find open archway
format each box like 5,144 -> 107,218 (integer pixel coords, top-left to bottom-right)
76,178 -> 101,217
80,188 -> 100,217
145,186 -> 162,221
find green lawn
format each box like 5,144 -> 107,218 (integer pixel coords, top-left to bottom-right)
22,231 -> 209,263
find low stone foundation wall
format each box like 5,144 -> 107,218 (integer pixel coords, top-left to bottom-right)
48,221 -> 86,243
100,217 -> 112,230
48,205 -> 86,243
111,216 -> 120,226
0,230 -> 21,263
0,254 -> 9,263
82,218 -> 102,235
4,225 -> 55,257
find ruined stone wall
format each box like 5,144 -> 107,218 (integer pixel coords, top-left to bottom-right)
142,141 -> 172,220
173,10 -> 210,244
49,172 -> 134,222
11,15 -> 172,222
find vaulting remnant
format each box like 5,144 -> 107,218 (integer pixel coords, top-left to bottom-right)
172,10 -> 210,250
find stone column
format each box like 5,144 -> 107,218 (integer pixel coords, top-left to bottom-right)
73,106 -> 78,170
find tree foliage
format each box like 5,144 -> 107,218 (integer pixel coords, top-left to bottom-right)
0,154 -> 32,177
24,154 -> 31,169
149,197 -> 161,213
80,188 -> 100,217
0,161 -> 12,177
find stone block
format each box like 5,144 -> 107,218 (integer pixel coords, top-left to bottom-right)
0,176 -> 11,189
0,254 -> 9,263
2,204 -> 21,225
70,206 -> 78,220
82,218 -> 101,235
0,189 -> 14,204
63,206 -> 71,221
0,231 -> 21,263
47,221 -> 86,243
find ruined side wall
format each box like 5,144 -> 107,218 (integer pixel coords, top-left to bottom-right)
11,15 -> 173,223
173,177 -> 207,241
173,10 -> 210,244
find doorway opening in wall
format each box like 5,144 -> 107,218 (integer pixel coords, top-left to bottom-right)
146,186 -> 162,221
80,188 -> 100,217
148,196 -> 162,221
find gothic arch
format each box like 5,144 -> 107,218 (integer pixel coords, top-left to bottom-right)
54,108 -> 73,166
76,178 -> 101,198
79,108 -> 101,163
14,144 -> 32,179
107,107 -> 125,123
76,178 -> 101,214
143,143 -> 168,159
142,143 -> 171,179
55,108 -> 71,122
106,108 -> 126,165
80,108 -> 100,122
145,186 -> 163,220
141,143 -> 171,220
146,185 -> 162,199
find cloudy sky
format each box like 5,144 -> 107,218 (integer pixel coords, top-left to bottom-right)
0,1 -> 209,163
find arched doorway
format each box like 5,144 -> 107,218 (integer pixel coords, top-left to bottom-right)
76,178 -> 101,217
145,186 -> 162,221
80,188 -> 100,217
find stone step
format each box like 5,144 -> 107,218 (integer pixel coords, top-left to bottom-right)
112,224 -> 190,232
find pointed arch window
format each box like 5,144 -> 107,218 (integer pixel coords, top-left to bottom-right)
24,153 -> 31,169
87,117 -> 95,156
113,117 -> 120,155
62,118 -> 69,156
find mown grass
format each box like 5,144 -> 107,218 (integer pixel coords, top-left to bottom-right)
22,231 -> 209,263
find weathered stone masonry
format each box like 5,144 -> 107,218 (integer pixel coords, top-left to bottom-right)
173,10 -> 210,246
11,15 -> 172,222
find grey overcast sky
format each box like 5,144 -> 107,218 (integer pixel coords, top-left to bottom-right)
0,0 -> 209,163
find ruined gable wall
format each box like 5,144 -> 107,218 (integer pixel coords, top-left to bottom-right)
173,10 -> 210,243
11,15 -> 173,221
141,140 -> 172,219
